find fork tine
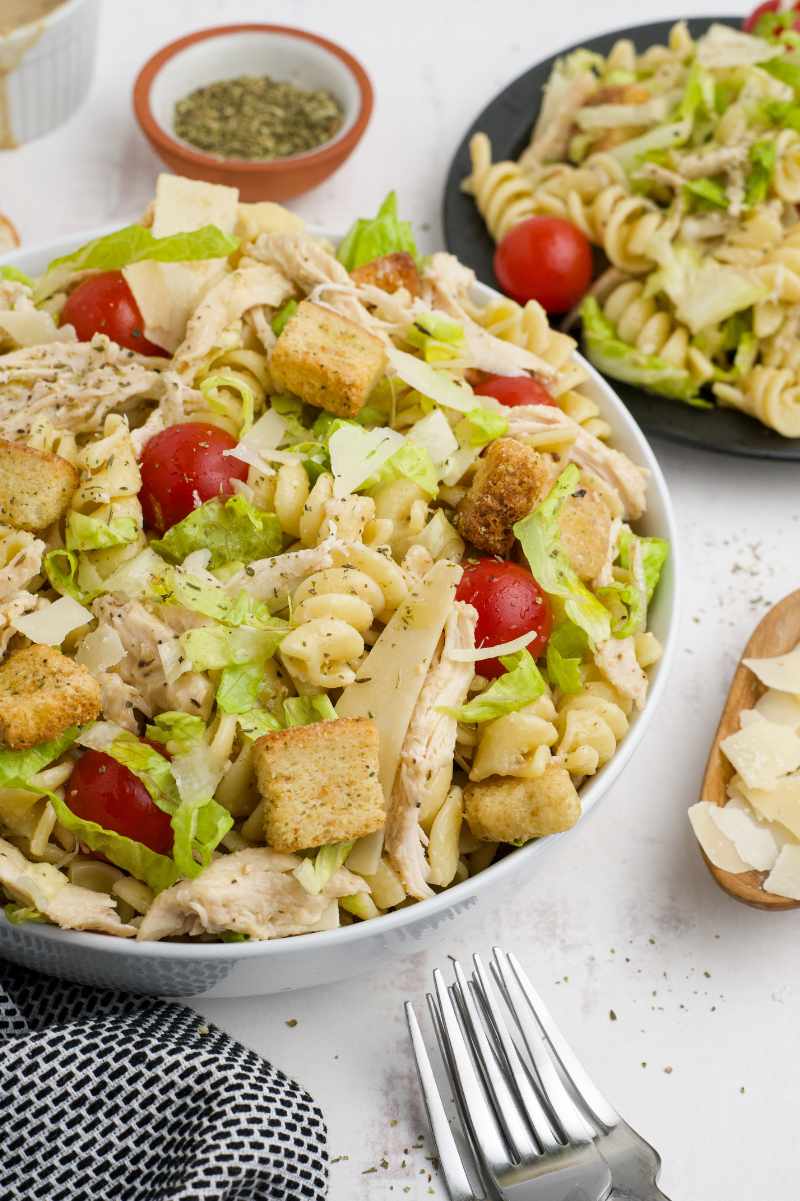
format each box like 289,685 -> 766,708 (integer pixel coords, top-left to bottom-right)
405,1001 -> 477,1201
431,967 -> 510,1177
450,962 -> 540,1165
506,951 -> 620,1130
491,949 -> 596,1146
471,954 -> 561,1154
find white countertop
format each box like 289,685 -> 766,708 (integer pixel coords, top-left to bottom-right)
3,1 -> 797,1197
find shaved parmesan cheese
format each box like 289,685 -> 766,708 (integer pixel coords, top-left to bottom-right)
225,408 -> 291,476
76,625 -> 125,673
407,409 -> 459,465
448,629 -> 538,662
755,689 -> 800,730
440,442 -> 482,487
720,714 -> 800,791
741,774 -> 800,840
77,722 -> 128,752
386,347 -> 476,413
688,801 -> 751,874
157,637 -> 188,686
744,645 -> 800,695
764,844 -> 800,900
328,425 -> 404,499
0,308 -> 75,348
708,795 -> 791,872
12,596 -> 92,646
697,23 -> 775,68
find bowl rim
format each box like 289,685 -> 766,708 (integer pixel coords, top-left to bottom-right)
0,222 -> 680,962
132,23 -> 374,175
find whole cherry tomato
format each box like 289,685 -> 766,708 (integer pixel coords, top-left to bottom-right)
60,270 -> 168,356
139,421 -> 248,532
474,373 -> 557,408
456,559 -> 552,678
743,1 -> 800,35
66,748 -> 174,855
494,217 -> 593,313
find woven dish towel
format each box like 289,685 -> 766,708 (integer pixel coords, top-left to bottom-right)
0,963 -> 328,1201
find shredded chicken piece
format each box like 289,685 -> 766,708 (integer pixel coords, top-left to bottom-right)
137,847 -> 367,941
0,279 -> 74,352
521,67 -> 598,167
592,517 -> 622,590
226,538 -> 339,610
386,602 -> 477,900
505,403 -> 648,519
595,636 -> 648,710
92,597 -> 213,720
0,590 -> 38,658
0,836 -> 135,937
676,143 -> 749,180
0,535 -> 44,603
173,264 -> 294,381
130,370 -> 198,457
0,334 -> 166,440
96,671 -> 147,732
424,253 -> 556,378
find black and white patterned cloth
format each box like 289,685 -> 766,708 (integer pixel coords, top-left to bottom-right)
0,964 -> 328,1201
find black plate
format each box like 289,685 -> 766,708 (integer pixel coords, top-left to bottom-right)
443,15 -> 800,461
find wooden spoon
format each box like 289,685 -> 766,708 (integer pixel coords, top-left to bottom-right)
700,589 -> 800,911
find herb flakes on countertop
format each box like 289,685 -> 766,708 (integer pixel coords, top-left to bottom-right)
173,75 -> 344,160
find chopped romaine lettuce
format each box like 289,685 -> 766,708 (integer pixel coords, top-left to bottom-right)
546,622 -> 588,695
611,119 -> 691,171
328,423 -> 404,499
180,623 -> 285,671
199,373 -> 255,436
763,55 -> 800,91
66,511 -> 139,551
683,178 -> 728,210
514,465 -> 612,648
678,61 -> 716,122
647,242 -> 768,336
152,495 -> 282,570
43,549 -> 99,605
0,728 -> 79,788
36,223 -> 239,302
336,192 -> 417,271
293,841 -> 354,895
151,565 -> 279,629
283,695 -> 337,726
406,409 -> 459,465
271,393 -> 309,441
236,709 -> 281,740
3,903 -> 47,925
271,298 -> 298,336
145,712 -> 206,755
404,312 -> 464,362
375,442 -> 439,498
386,346 -> 476,413
763,98 -> 800,130
619,528 -> 668,602
456,407 -> 509,447
0,266 -> 33,287
745,139 -> 777,207
440,650 -> 545,723
597,578 -> 646,638
216,663 -> 264,714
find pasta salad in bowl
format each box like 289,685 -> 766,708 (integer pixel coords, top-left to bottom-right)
0,178 -> 675,994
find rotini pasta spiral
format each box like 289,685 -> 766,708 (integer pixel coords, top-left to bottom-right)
26,418 -> 79,466
0,526 -> 44,602
70,414 -> 145,578
462,132 -> 538,241
273,467 -> 376,547
600,279 -> 715,386
555,680 -> 630,777
714,367 -> 800,438
367,478 -> 429,559
561,180 -> 676,274
468,296 -> 587,395
773,129 -> 800,205
470,695 -> 559,782
191,345 -> 270,437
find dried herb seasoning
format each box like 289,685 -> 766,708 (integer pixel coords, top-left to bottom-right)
173,74 -> 343,160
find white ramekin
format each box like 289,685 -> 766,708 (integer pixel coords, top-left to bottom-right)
0,0 -> 100,146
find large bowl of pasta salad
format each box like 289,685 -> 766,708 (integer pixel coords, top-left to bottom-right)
0,179 -> 677,996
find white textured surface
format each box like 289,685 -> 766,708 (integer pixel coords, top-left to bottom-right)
2,2 -> 797,1198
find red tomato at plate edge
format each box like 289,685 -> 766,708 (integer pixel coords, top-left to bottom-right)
456,559 -> 552,678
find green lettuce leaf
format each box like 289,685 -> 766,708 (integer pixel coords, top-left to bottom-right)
236,709 -> 281,740
376,442 -> 439,498
404,312 -> 464,362
619,529 -> 668,601
44,549 -> 99,604
3,903 -> 47,925
151,565 -> 280,628
216,663 -> 264,715
514,465 -> 612,648
271,392 -> 309,441
456,407 -> 509,447
152,495 -> 282,570
35,223 -> 239,301
66,511 -> 139,551
199,374 -> 255,436
107,735 -> 178,815
283,695 -> 337,726
293,841 -> 354,895
180,623 -> 286,671
597,579 -> 646,638
439,650 -> 546,723
271,298 -> 298,337
763,55 -> 800,91
580,297 -> 704,405
683,178 -> 728,210
0,266 -> 33,287
0,728 -> 80,786
336,192 -> 417,271
145,712 -> 206,754
546,622 -> 588,695
678,61 -> 716,122
763,98 -> 800,130
745,139 -> 777,207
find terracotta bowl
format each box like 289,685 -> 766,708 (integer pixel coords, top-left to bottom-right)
133,24 -> 373,202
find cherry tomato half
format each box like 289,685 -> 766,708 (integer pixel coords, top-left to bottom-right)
60,270 -> 168,356
139,421 -> 248,533
456,559 -> 552,678
743,1 -> 800,35
494,217 -> 593,313
474,373 -> 557,409
66,748 -> 174,855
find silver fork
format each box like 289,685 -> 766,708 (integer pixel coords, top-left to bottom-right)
492,948 -> 671,1201
405,953 -> 613,1200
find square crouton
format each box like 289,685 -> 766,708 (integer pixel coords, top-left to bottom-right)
0,440 -> 79,532
0,645 -> 101,750
269,299 -> 387,418
350,252 -> 422,297
253,716 -> 385,852
557,483 -> 613,583
455,438 -> 554,556
464,765 -> 580,844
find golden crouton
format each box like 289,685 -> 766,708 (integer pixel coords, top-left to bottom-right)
558,483 -> 612,582
0,440 -> 79,532
253,717 -> 385,852
269,300 -> 387,418
585,83 -> 650,107
464,766 -> 580,844
350,252 -> 422,297
0,645 -> 101,750
455,438 -> 554,556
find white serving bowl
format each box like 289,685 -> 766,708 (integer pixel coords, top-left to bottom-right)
0,0 -> 100,146
0,227 -> 679,997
